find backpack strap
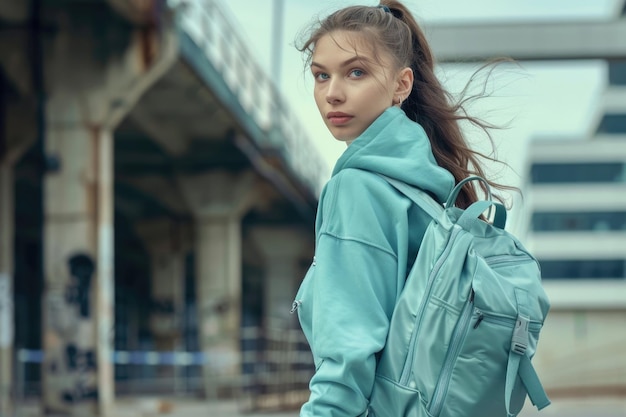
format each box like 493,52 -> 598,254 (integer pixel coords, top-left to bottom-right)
445,176 -> 492,208
448,176 -> 507,229
458,200 -> 507,230
377,175 -> 444,220
380,175 -> 507,229
520,355 -> 551,410
505,289 -> 551,416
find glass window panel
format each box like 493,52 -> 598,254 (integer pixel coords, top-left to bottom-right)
532,211 -> 626,232
540,259 -> 625,279
608,60 -> 626,86
530,162 -> 626,183
597,114 -> 626,134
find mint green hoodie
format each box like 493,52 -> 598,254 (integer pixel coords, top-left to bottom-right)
294,106 -> 455,417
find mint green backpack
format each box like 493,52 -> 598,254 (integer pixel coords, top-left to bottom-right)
369,176 -> 551,417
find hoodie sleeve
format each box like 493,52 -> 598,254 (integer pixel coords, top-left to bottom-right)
300,235 -> 398,417
299,172 -> 403,417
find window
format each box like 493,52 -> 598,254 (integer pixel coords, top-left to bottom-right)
530,162 -> 626,184
532,211 -> 626,232
597,114 -> 626,134
540,259 -> 626,279
608,60 -> 626,86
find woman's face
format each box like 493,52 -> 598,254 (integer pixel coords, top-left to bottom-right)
311,30 -> 399,143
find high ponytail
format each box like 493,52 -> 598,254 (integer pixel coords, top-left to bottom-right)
298,1 -> 516,208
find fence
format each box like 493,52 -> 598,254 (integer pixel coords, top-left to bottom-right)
170,0 -> 328,196
13,326 -> 314,414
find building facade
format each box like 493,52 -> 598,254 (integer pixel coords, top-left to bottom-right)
525,59 -> 626,396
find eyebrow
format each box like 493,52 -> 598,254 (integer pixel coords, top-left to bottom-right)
310,56 -> 371,70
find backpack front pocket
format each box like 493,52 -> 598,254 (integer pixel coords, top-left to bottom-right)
369,374 -> 433,417
436,306 -> 542,417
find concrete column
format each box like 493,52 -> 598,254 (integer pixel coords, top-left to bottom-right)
249,227 -> 312,330
43,120 -> 114,416
134,219 -> 187,351
178,170 -> 261,397
38,3 -> 177,414
0,163 -> 14,417
195,215 -> 242,375
247,226 -> 312,406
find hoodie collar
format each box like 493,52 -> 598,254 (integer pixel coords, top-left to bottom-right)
331,106 -> 454,203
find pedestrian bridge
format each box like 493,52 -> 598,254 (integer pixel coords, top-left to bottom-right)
116,0 -> 327,218
0,0 -> 324,414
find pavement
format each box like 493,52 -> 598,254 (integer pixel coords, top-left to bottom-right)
14,396 -> 626,417
14,397 -> 300,417
519,396 -> 626,417
114,398 -> 298,417
118,396 -> 626,417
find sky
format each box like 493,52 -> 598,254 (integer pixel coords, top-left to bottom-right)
219,0 -> 618,232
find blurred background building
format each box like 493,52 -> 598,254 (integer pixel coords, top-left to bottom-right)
0,0 -> 625,416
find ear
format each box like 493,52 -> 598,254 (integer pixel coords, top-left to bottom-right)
395,67 -> 414,99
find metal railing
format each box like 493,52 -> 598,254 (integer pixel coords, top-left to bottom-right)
169,0 -> 328,196
13,326 -> 314,413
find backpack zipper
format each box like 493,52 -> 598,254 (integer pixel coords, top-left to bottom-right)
399,226 -> 462,386
484,253 -> 536,266
473,309 -> 542,333
428,290 -> 474,417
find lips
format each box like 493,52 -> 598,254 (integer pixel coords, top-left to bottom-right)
327,112 -> 353,126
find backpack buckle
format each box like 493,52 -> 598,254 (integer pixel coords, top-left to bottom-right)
511,315 -> 529,356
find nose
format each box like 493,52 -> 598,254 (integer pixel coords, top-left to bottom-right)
326,78 -> 344,104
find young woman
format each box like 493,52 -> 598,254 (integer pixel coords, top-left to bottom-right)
292,2 -> 509,416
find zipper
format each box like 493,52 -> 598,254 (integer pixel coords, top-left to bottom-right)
290,300 -> 302,314
473,310 -> 484,328
484,254 -> 534,266
428,290 -> 474,417
399,226 -> 462,385
290,256 -> 315,314
473,309 -> 542,333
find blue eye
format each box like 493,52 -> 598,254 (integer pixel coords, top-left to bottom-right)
351,69 -> 364,77
315,72 -> 329,81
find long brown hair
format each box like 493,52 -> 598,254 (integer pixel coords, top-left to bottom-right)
298,1 -> 515,208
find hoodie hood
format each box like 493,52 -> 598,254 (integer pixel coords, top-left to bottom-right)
332,106 -> 454,203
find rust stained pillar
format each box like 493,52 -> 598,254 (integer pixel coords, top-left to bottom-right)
43,121 -> 114,416
40,2 -> 177,415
